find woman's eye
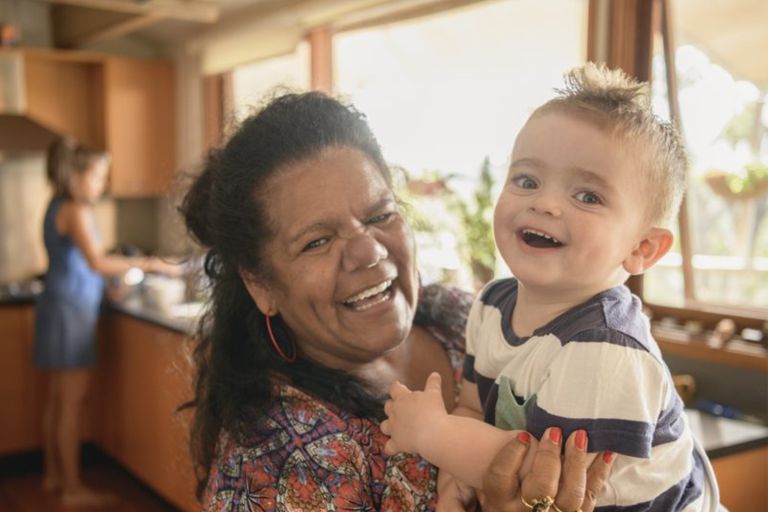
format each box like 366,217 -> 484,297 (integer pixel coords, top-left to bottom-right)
367,212 -> 394,225
303,237 -> 329,251
511,175 -> 538,190
574,191 -> 603,205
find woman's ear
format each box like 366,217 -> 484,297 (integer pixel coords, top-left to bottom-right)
622,227 -> 674,275
240,269 -> 276,315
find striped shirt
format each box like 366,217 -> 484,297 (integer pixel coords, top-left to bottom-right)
463,279 -> 719,511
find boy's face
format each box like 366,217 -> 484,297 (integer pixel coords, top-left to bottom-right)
494,110 -> 650,298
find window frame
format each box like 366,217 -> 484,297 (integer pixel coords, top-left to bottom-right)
590,0 -> 767,371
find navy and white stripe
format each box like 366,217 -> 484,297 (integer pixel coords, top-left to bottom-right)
464,278 -> 719,511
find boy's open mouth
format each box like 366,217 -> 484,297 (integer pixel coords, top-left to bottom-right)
521,228 -> 563,248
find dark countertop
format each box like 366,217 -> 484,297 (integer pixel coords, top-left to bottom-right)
685,409 -> 768,458
105,297 -> 197,335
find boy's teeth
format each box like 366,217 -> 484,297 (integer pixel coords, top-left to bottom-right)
345,280 -> 392,303
522,228 -> 560,244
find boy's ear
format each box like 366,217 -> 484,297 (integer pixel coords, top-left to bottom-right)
240,269 -> 277,316
623,227 -> 673,275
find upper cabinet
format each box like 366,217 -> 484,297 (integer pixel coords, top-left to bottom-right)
3,49 -> 176,198
23,52 -> 104,149
104,57 -> 176,198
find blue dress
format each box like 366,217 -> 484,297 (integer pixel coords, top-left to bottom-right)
34,197 -> 104,369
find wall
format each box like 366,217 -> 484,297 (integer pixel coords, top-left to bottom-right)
0,0 -> 52,48
0,155 -> 48,281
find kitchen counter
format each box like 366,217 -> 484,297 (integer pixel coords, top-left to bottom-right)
4,292 -> 767,462
685,409 -> 768,459
105,296 -> 199,335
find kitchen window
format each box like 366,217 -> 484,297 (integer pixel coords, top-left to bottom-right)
333,0 -> 588,287
644,0 -> 768,319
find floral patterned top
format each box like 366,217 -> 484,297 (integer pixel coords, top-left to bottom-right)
203,284 -> 473,511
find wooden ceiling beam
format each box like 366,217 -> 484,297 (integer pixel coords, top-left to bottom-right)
52,5 -> 162,48
40,0 -> 219,23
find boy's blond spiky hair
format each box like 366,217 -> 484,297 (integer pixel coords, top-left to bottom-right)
534,62 -> 687,226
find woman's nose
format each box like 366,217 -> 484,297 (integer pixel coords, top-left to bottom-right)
342,232 -> 388,272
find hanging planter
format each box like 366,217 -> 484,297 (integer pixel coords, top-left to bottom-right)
704,163 -> 768,201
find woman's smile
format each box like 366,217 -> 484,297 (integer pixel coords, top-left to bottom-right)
342,278 -> 394,311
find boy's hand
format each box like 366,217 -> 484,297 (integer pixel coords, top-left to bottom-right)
380,372 -> 448,456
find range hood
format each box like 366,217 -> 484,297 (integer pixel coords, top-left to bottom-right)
0,53 -> 61,152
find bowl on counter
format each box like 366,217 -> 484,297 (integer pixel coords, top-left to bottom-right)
142,275 -> 186,315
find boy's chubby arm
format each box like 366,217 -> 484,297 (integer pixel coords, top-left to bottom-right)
381,373 -> 535,490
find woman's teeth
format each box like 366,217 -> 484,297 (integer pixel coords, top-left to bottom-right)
344,280 -> 393,311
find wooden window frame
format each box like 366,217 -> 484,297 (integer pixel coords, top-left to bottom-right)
588,0 -> 767,372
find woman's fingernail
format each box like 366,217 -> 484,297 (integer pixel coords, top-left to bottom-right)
548,427 -> 562,445
603,451 -> 615,463
575,429 -> 587,451
517,431 -> 531,443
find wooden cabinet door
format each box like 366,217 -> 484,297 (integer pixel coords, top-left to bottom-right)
0,305 -> 44,455
93,314 -> 197,511
713,445 -> 768,511
23,51 -> 104,148
104,57 -> 176,198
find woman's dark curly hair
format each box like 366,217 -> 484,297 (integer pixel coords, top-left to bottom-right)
180,92 -> 394,498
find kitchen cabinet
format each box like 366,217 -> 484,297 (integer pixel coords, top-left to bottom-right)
4,48 -> 176,197
22,51 -> 104,149
103,57 -> 176,197
712,445 -> 768,511
0,304 -> 45,455
91,313 -> 197,511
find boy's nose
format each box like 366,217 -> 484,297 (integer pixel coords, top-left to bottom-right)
528,194 -> 563,217
342,231 -> 388,272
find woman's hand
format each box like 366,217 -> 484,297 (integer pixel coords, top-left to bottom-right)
480,429 -> 614,512
436,471 -> 478,512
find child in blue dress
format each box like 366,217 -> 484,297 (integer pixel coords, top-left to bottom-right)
34,136 -> 178,506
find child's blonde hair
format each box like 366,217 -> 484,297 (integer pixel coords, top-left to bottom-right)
534,62 -> 687,226
46,136 -> 111,199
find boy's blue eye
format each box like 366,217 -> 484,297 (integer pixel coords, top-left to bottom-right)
574,191 -> 602,205
512,175 -> 538,189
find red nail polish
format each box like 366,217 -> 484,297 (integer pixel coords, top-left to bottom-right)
603,451 -> 615,463
549,427 -> 562,444
575,429 -> 587,450
517,431 -> 531,443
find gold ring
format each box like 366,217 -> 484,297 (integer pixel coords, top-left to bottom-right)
521,495 -> 554,511
551,505 -> 562,512
551,504 -> 582,512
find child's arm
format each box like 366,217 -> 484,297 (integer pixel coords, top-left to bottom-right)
381,372 -> 534,489
64,202 -> 180,277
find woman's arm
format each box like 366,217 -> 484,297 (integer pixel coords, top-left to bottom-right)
62,202 -> 180,277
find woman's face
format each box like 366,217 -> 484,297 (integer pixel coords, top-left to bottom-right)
245,146 -> 419,370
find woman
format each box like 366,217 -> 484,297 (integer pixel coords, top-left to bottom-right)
35,137 -> 178,506
181,92 -> 612,511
